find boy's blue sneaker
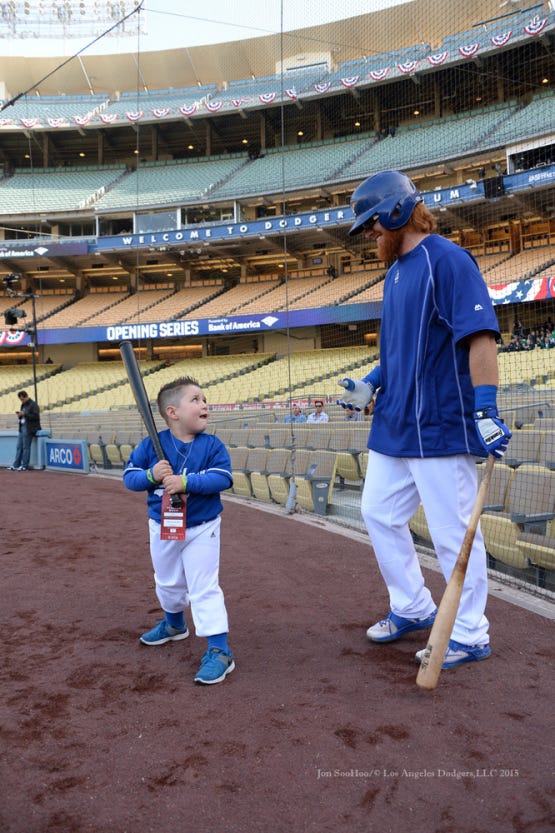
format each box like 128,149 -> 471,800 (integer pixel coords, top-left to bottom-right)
416,639 -> 491,669
194,647 -> 235,685
366,609 -> 437,642
140,620 -> 189,646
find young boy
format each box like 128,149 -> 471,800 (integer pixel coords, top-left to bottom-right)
123,376 -> 235,685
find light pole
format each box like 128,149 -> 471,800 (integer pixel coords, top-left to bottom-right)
3,273 -> 39,405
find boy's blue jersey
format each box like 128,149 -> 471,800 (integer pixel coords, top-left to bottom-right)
123,430 -> 233,525
366,234 -> 499,458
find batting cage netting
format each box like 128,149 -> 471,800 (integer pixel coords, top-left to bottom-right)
0,0 -> 554,596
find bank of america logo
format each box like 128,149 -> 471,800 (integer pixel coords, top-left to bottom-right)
261,316 -> 278,327
34,246 -> 48,255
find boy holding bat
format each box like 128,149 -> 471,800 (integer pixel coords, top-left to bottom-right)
338,170 -> 511,671
123,376 -> 235,685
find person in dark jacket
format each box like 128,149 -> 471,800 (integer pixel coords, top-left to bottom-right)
7,390 -> 41,471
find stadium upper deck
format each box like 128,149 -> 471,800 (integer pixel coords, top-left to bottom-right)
0,0 -> 552,313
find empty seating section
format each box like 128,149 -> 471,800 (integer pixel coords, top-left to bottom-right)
208,346 -> 373,404
0,166 -> 126,214
1,295 -> 32,319
488,94 -> 555,146
480,247 -> 553,286
214,137 -> 374,198
84,290 -> 174,326
0,93 -> 110,123
236,275 -> 333,315
95,158 -> 247,211
142,286 -> 226,322
346,280 -> 386,304
99,86 -> 218,120
498,351 -> 555,388
189,281 -> 279,318
29,294 -> 74,322
0,99 -> 551,215
40,290 -> 128,329
340,106 -> 517,181
0,363 -> 62,413
304,271 -> 385,307
34,353 -> 272,412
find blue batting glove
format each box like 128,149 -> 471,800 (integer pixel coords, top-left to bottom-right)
473,384 -> 511,458
473,407 -> 511,458
337,378 -> 374,411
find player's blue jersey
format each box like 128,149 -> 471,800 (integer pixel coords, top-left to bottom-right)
123,430 -> 233,525
365,234 -> 499,458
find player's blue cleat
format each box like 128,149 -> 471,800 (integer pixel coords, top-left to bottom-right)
194,647 -> 235,685
366,609 -> 437,642
415,639 -> 491,668
140,620 -> 189,645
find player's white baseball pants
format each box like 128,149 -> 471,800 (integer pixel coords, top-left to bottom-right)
361,451 -> 489,646
148,515 -> 229,637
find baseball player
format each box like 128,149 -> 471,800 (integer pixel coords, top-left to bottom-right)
338,170 -> 511,670
123,376 -> 235,685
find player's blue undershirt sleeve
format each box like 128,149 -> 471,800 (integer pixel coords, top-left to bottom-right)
123,440 -> 159,492
123,465 -> 154,492
362,366 -> 382,389
185,469 -> 233,494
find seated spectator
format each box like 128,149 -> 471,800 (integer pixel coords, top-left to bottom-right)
505,335 -> 523,352
284,404 -> 307,423
344,409 -> 363,421
512,319 -> 526,340
307,401 -> 329,423
523,335 -> 536,351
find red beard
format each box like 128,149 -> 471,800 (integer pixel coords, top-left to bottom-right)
376,227 -> 406,263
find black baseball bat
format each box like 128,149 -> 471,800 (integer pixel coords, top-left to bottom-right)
119,340 -> 183,508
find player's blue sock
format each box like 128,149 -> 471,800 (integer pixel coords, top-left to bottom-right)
207,632 -> 230,653
164,611 -> 185,630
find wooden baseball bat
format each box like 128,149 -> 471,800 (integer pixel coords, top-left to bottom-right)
119,340 -> 183,508
416,454 -> 495,691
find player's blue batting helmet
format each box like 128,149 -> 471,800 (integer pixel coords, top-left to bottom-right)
348,170 -> 423,235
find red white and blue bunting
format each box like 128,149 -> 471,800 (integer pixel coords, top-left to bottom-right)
458,43 -> 480,58
427,52 -> 448,66
179,103 -> 198,117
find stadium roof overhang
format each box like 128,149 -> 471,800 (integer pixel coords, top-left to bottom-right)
0,0 -> 523,98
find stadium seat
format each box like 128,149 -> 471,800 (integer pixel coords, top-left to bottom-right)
516,532 -> 555,585
88,441 -> 107,469
229,446 -> 250,494
104,442 -> 125,468
251,448 -> 291,502
334,425 -> 369,485
502,430 -> 542,468
539,431 -> 555,470
268,449 -> 312,505
480,463 -> 514,511
294,450 -> 338,515
481,467 -> 555,569
229,428 -> 250,448
241,428 -> 265,448
306,427 -> 332,450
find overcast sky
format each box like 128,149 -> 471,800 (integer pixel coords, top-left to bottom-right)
4,0 -> 406,56
141,0 -> 405,50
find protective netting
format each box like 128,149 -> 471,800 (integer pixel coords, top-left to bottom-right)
0,1 -> 554,592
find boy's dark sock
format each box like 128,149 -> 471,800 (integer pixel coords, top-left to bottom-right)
207,632 -> 230,653
165,611 -> 185,630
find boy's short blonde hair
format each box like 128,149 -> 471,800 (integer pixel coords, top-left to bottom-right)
157,376 -> 201,424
